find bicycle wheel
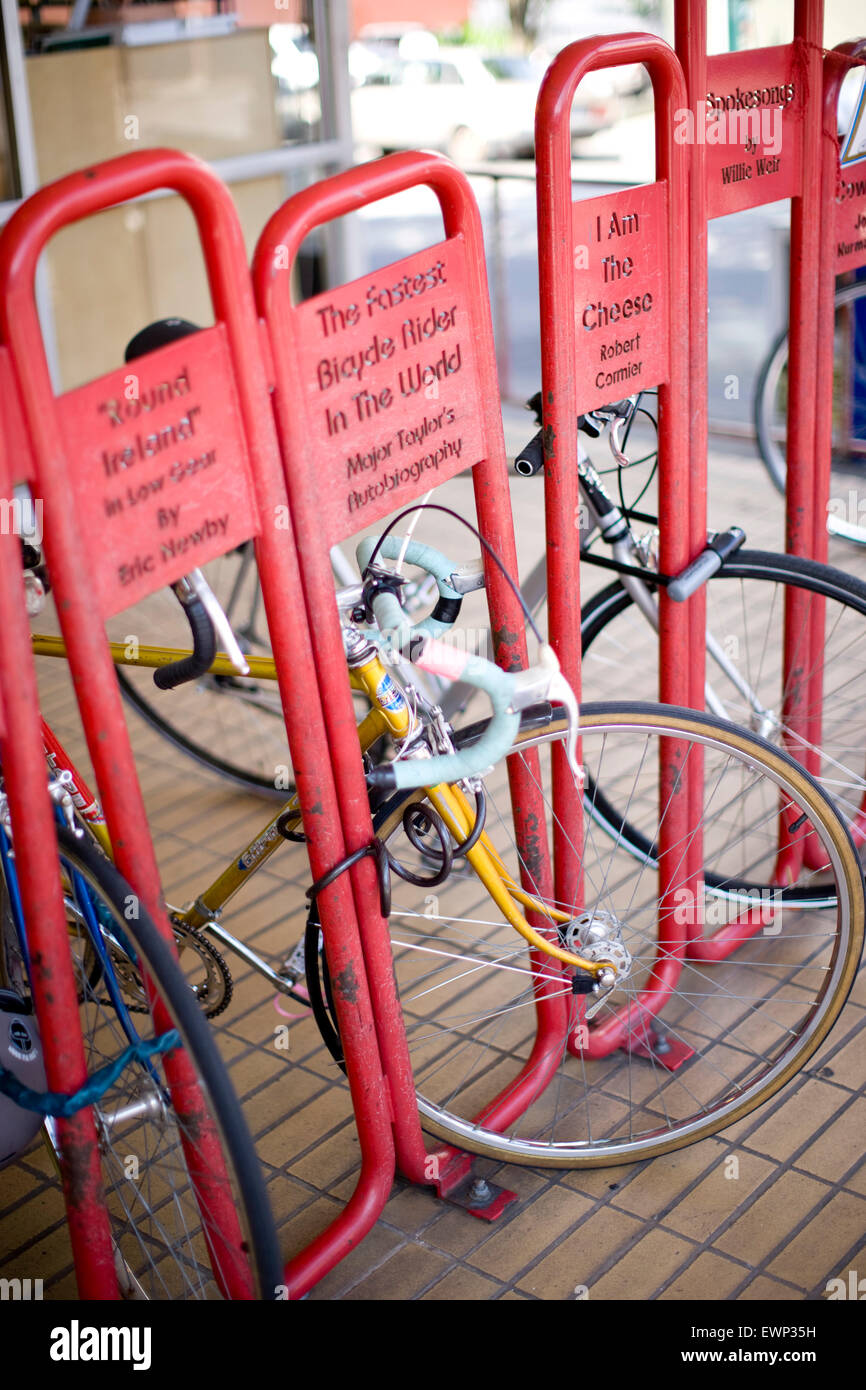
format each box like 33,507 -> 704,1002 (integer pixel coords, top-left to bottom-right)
109,545 -> 291,798
581,550 -> 866,897
755,279 -> 866,512
362,703 -> 863,1166
1,824 -> 282,1298
109,543 -> 384,798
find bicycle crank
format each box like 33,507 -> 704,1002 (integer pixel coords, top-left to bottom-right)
170,919 -> 234,1019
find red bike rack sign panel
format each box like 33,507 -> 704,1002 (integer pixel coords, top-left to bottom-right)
835,165 -> 866,271
294,238 -> 483,543
573,180 -> 669,412
705,46 -> 804,219
57,326 -> 259,616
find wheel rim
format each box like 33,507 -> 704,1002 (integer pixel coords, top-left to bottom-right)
580,557 -> 866,899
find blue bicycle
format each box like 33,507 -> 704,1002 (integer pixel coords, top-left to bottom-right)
0,794 -> 281,1300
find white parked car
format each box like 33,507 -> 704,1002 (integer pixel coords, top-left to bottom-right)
351,48 -> 617,163
270,24 -> 321,142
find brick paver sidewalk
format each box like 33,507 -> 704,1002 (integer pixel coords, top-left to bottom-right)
2,439 -> 864,1300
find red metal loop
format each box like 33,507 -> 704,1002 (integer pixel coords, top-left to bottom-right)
535,35 -> 696,1048
255,149 -> 479,286
254,150 -> 571,1170
0,147 -> 400,1298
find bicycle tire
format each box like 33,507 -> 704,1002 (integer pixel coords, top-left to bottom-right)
360,702 -> 863,1167
2,825 -> 282,1299
580,549 -> 866,898
116,669 -> 288,799
755,279 -> 866,503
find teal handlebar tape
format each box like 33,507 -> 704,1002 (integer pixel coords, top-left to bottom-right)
356,534 -> 462,598
382,642 -> 519,792
356,535 -> 462,650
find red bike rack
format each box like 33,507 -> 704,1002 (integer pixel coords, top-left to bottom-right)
254,151 -> 574,1198
535,36 -> 700,1059
0,149 -> 401,1299
681,3 -> 860,887
818,32 -> 866,564
0,417 -> 117,1297
811,39 -> 866,856
671,1 -> 865,912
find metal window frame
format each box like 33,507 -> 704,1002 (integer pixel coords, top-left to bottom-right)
0,0 -> 355,382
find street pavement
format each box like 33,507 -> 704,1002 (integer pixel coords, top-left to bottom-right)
352,109 -> 792,435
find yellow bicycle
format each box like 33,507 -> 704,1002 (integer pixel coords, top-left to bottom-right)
28,530 -> 866,1167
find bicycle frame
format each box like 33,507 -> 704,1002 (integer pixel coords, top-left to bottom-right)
31,438 -> 796,991
31,644 -> 582,989
0,814 -> 158,1074
34,562 -> 804,1080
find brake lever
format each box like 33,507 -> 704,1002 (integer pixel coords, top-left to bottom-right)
507,644 -> 583,785
546,668 -> 582,785
177,570 -> 250,676
609,415 -> 629,466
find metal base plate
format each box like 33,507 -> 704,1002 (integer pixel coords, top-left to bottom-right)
627,1033 -> 695,1072
443,1175 -> 518,1222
